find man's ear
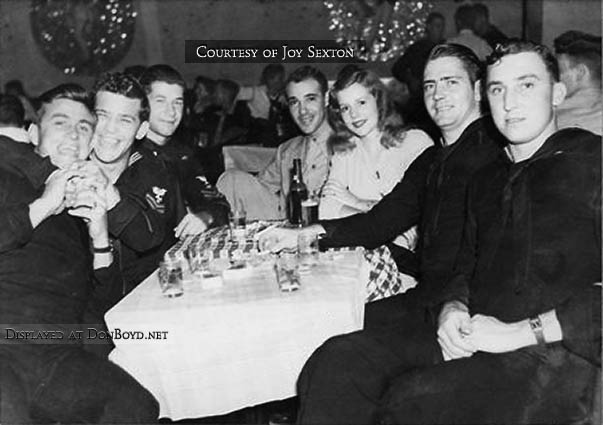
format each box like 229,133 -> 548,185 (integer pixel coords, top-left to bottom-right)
576,63 -> 588,82
28,123 -> 39,147
473,79 -> 482,103
552,81 -> 567,107
135,121 -> 149,140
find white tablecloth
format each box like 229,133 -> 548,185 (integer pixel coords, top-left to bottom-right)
105,251 -> 367,420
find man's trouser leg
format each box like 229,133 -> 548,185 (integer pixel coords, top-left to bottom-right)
217,169 -> 283,220
378,344 -> 596,424
297,317 -> 442,425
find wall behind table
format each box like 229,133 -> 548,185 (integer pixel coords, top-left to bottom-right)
1,0 -> 599,96
0,0 -> 391,95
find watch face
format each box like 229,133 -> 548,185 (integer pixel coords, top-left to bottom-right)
30,0 -> 136,76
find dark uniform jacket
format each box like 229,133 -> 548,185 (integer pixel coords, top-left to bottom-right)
319,117 -> 505,305
138,138 -> 230,227
441,128 -> 601,365
108,142 -> 183,294
0,154 -> 121,345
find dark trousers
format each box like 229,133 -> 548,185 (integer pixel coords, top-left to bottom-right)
0,344 -> 159,424
296,317 -> 596,425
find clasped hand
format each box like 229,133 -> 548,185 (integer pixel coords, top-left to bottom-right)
437,301 -> 534,361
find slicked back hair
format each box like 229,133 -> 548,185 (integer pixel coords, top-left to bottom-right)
286,65 -> 329,96
426,43 -> 484,85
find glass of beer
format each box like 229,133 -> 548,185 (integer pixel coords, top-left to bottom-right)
301,195 -> 319,227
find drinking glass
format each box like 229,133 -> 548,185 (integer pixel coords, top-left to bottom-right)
298,230 -> 320,272
158,259 -> 184,297
229,208 -> 247,241
301,194 -> 319,227
274,250 -> 300,292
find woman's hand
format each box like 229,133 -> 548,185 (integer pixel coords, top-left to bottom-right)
322,180 -> 369,211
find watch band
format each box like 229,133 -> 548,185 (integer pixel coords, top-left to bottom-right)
529,316 -> 546,346
92,244 -> 113,254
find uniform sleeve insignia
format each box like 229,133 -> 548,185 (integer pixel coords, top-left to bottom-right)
128,151 -> 143,167
145,186 -> 167,213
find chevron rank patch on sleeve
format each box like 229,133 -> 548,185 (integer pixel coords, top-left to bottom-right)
145,186 -> 167,214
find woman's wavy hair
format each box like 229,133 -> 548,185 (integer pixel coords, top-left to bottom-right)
327,68 -> 406,153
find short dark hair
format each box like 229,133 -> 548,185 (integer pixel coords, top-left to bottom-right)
260,64 -> 285,85
454,4 -> 477,31
554,32 -> 602,83
554,31 -> 601,53
426,11 -> 444,25
214,79 -> 240,106
286,65 -> 329,96
123,65 -> 148,82
93,72 -> 150,122
4,80 -> 25,96
36,83 -> 93,122
473,3 -> 489,20
0,94 -> 25,127
426,43 -> 484,84
194,75 -> 216,94
328,68 -> 407,153
486,39 -> 559,82
139,64 -> 186,94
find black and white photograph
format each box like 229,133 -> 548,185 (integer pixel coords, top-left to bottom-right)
0,0 -> 601,424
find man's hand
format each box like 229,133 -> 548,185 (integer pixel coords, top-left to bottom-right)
258,224 -> 325,252
29,169 -> 79,228
69,161 -> 120,210
466,314 -> 536,354
68,189 -> 113,269
68,189 -> 109,245
174,213 -> 208,239
437,300 -> 476,361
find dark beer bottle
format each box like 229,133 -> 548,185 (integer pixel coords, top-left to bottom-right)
287,158 -> 308,226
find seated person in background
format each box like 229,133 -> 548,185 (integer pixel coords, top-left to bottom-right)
4,79 -> 37,125
139,65 -> 230,228
0,94 -> 29,143
262,44 -> 504,328
296,40 -> 601,425
217,66 -> 332,220
554,31 -> 602,135
0,83 -> 158,424
203,79 -> 251,148
320,68 -> 433,280
391,11 -> 445,139
237,64 -> 298,146
447,4 -> 492,61
192,75 -> 216,118
195,78 -> 254,183
473,2 -> 507,49
188,75 -> 216,147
